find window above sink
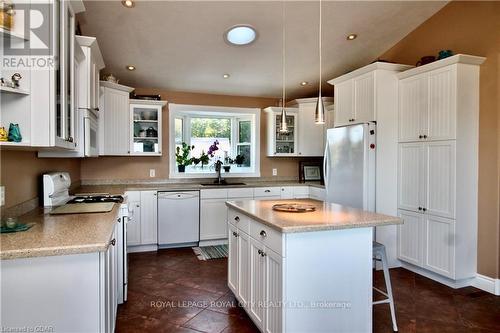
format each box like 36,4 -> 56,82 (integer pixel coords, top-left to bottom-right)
169,104 -> 261,178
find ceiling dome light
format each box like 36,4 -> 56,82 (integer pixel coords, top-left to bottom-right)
223,73 -> 230,79
300,81 -> 308,86
121,0 -> 135,8
224,25 -> 257,46
347,33 -> 357,40
126,65 -> 136,71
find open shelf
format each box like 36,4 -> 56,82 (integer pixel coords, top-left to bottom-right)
0,86 -> 30,95
0,27 -> 29,41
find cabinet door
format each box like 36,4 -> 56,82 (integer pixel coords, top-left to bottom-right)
399,75 -> 428,142
353,72 -> 375,124
423,215 -> 455,278
427,67 -> 456,140
398,143 -> 425,212
280,187 -> 294,199
126,201 -> 141,246
334,80 -> 353,127
273,113 -> 298,156
130,104 -> 162,155
102,88 -> 130,155
425,141 -> 456,219
200,199 -> 228,240
297,103 -> 325,156
397,210 -> 424,266
140,191 -> 157,245
238,231 -> 251,307
249,238 -> 266,330
228,224 -> 239,294
264,248 -> 283,333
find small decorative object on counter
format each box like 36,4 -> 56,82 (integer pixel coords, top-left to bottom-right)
223,165 -> 231,172
416,55 -> 435,66
146,126 -> 157,138
5,217 -> 17,228
104,73 -> 119,83
0,0 -> 15,31
438,50 -> 453,60
7,123 -> 21,142
272,203 -> 316,213
175,142 -> 194,172
11,72 -> 21,88
234,154 -> 245,167
0,126 -> 8,141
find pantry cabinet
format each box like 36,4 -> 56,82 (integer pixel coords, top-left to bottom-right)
130,99 -> 167,156
396,54 -> 485,282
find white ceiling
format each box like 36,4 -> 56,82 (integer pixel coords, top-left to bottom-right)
78,1 -> 447,98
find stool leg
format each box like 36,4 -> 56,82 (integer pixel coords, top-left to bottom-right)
381,247 -> 398,332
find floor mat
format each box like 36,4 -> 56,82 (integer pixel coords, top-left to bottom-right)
192,244 -> 228,260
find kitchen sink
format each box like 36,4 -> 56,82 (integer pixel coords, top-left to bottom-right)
200,182 -> 246,186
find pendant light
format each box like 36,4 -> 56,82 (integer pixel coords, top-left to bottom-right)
315,0 -> 326,124
279,0 -> 288,134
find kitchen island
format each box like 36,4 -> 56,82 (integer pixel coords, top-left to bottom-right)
226,199 -> 402,333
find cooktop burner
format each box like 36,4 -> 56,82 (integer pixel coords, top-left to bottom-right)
67,194 -> 124,204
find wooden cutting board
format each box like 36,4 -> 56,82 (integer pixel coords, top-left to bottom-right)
50,203 -> 115,215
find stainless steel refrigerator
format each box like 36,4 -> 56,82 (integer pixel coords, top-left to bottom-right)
323,123 -> 376,211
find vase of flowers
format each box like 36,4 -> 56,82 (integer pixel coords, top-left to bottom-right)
175,142 -> 194,172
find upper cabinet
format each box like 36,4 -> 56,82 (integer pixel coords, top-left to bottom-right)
328,62 -> 413,128
130,99 -> 167,156
264,107 -> 298,157
76,36 -> 105,113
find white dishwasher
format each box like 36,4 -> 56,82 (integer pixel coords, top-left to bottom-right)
158,191 -> 200,248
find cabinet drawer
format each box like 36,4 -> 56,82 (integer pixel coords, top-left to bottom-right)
254,187 -> 281,198
280,187 -> 294,199
228,209 -> 250,234
201,189 -> 228,199
250,220 -> 283,255
228,188 -> 254,199
125,191 -> 141,202
292,186 -> 309,198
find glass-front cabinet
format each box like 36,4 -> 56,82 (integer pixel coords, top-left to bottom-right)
130,100 -> 167,155
264,107 -> 298,156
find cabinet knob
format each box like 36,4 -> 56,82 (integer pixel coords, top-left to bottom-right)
67,136 -> 74,142
110,238 -> 116,246
234,216 -> 240,222
94,108 -> 100,112
232,231 -> 239,237
260,251 -> 267,257
423,135 -> 428,139
117,217 -> 121,223
136,204 -> 140,208
419,135 -> 423,139
260,230 -> 267,238
418,207 -> 422,211
422,207 -> 427,212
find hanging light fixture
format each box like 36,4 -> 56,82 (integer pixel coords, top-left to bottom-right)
279,0 -> 288,134
315,0 -> 326,124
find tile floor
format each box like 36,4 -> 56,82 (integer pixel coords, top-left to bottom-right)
116,248 -> 500,333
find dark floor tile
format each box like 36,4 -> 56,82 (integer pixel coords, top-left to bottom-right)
208,292 -> 247,317
221,313 -> 260,333
182,309 -> 231,333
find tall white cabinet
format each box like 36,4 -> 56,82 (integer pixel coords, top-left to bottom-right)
396,54 -> 485,283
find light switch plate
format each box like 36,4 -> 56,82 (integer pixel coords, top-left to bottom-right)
0,186 -> 5,206
272,168 -> 278,176
149,169 -> 156,178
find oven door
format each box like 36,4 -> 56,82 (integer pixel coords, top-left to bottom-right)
84,114 -> 99,157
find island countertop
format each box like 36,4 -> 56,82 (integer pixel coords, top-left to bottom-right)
0,205 -> 119,260
226,199 -> 402,233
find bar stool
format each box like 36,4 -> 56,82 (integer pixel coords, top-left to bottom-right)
373,241 -> 398,332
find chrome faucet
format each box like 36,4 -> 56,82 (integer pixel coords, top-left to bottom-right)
214,160 -> 223,184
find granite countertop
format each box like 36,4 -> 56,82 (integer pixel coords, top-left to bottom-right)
226,199 -> 402,233
0,205 -> 120,260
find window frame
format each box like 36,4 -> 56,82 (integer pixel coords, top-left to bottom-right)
169,103 -> 261,178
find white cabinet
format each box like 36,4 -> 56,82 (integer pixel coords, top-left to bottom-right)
140,191 -> 158,245
99,82 -> 134,155
237,231 -> 251,305
264,248 -> 283,333
130,99 -> 167,156
126,200 -> 141,246
333,80 -> 353,127
201,199 -> 228,241
396,54 -> 485,282
228,223 -> 239,293
76,36 -> 104,113
264,107 -> 298,156
249,237 -> 266,329
104,223 -> 118,333
309,187 -> 326,201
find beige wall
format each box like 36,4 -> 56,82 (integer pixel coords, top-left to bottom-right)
81,89 -> 307,181
379,1 -> 500,278
0,150 -> 81,209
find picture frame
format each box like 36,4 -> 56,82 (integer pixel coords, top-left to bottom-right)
299,161 -> 323,183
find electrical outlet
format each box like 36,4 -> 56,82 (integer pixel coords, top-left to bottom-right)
0,186 -> 5,207
272,168 -> 278,176
149,169 -> 156,178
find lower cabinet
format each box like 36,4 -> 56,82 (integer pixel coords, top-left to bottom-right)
126,190 -> 158,250
103,223 -> 119,332
201,198 -> 228,241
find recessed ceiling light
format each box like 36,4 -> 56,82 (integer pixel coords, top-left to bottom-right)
224,25 -> 257,46
347,34 -> 357,40
223,74 -> 230,79
121,0 -> 135,8
300,81 -> 308,86
126,65 -> 136,71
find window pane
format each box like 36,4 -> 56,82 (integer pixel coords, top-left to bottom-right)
190,118 -> 231,161
175,118 -> 183,143
238,121 -> 251,143
237,144 -> 251,167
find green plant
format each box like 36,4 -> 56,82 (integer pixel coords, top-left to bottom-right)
234,154 -> 245,165
199,151 -> 210,168
175,142 -> 194,166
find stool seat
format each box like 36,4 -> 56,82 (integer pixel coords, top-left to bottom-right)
373,241 -> 398,332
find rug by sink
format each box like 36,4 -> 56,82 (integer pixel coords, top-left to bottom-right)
192,245 -> 228,260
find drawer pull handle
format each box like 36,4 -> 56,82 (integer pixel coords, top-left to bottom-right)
264,190 -> 271,193
110,239 -> 116,246
117,217 -> 121,223
260,230 -> 267,238
260,251 -> 267,257
232,231 -> 239,237
234,216 -> 240,222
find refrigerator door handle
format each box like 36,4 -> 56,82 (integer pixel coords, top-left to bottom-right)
323,141 -> 329,188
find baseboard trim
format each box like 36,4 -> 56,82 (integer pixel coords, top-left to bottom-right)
400,262 -> 474,289
199,239 -> 228,247
127,244 -> 158,253
472,274 -> 500,295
